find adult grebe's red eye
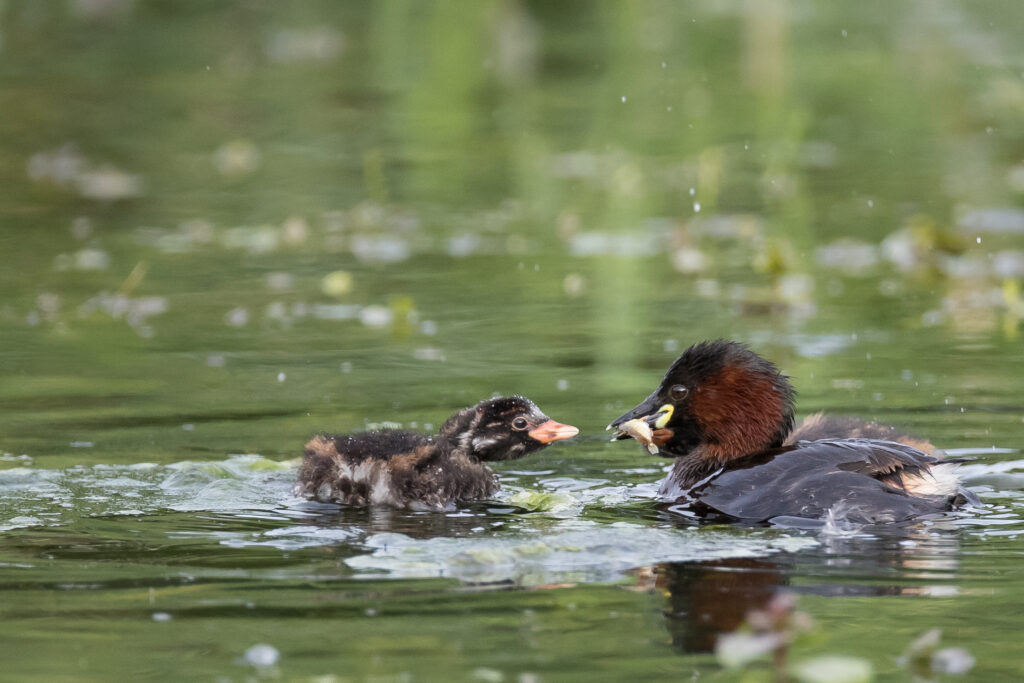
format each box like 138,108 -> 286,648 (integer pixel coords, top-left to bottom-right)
511,417 -> 529,430
670,385 -> 688,401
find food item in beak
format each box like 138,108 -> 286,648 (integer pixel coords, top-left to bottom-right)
615,418 -> 659,455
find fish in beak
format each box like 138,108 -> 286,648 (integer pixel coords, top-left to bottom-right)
607,393 -> 675,455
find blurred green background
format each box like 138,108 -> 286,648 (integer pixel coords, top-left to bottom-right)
3,0 -> 1024,462
2,1 -> 1024,680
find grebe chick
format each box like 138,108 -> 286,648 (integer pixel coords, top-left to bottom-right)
298,396 -> 578,510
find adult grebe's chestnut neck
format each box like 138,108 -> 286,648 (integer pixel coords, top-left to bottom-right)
610,340 -> 795,464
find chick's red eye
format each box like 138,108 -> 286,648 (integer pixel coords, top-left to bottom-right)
670,385 -> 688,400
511,417 -> 529,430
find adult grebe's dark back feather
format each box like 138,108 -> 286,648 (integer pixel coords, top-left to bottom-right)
610,340 -> 975,524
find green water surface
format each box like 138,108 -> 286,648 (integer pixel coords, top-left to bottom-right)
2,2 -> 1024,681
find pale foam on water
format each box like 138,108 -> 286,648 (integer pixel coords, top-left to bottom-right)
0,455 -> 303,531
2,453 -> 1020,583
344,520 -> 818,585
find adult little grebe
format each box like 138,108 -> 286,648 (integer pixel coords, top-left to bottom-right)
297,396 -> 578,509
609,340 -> 976,524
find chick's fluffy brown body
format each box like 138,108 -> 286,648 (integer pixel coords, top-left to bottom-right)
298,431 -> 498,509
297,396 -> 577,510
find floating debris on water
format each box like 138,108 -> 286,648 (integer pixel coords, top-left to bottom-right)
240,643 -> 280,668
70,217 -> 92,240
266,272 -> 294,291
413,347 -> 446,362
221,225 -> 278,254
792,656 -> 873,683
814,239 -> 879,275
670,245 -> 708,273
958,206 -> 1024,234
311,303 -> 360,321
75,166 -> 142,200
351,235 -> 411,264
27,144 -> 141,200
77,293 -> 168,328
281,216 -> 309,245
54,248 -> 111,271
569,231 -> 661,258
685,213 -> 764,240
447,233 -> 482,258
562,273 -> 587,297
224,307 -> 249,327
897,628 -> 975,677
344,521 -> 818,585
212,139 -> 261,177
359,305 -> 393,328
321,270 -> 354,297
506,489 -> 580,514
265,27 -> 343,64
27,143 -> 85,185
993,251 -> 1024,278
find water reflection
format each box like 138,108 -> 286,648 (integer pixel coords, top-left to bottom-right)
643,521 -> 970,655
644,557 -> 785,653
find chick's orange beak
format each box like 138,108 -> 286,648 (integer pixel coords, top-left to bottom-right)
528,420 -> 580,444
